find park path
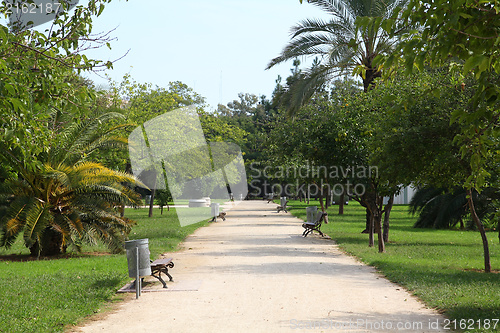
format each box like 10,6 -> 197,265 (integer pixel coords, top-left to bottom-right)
73,200 -> 446,333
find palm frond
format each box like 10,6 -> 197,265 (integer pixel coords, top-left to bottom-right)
268,0 -> 403,116
408,187 -> 445,215
308,0 -> 356,23
283,64 -> 341,116
50,112 -> 127,166
22,201 -> 51,249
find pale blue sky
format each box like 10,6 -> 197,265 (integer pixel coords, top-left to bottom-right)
83,0 -> 330,110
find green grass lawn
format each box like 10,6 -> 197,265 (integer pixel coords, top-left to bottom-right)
2,201 -> 499,332
0,207 -> 208,333
288,199 -> 500,332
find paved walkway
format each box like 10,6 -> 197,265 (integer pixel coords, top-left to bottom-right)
74,200 -> 446,333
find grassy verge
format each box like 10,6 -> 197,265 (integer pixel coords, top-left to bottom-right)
287,200 -> 500,332
0,207 -> 208,333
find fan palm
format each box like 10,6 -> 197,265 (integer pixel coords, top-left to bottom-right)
409,187 -> 468,229
267,0 -> 406,113
0,111 -> 143,256
409,186 -> 498,230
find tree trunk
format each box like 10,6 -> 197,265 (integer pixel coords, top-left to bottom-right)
363,191 -> 375,246
318,184 -> 325,212
30,227 -> 66,257
148,188 -> 155,218
364,190 -> 385,252
359,194 -> 370,233
467,189 -> 491,273
374,211 -> 385,253
339,190 -> 345,215
368,212 -> 374,247
119,204 -> 125,218
360,208 -> 371,234
383,195 -> 394,243
325,187 -> 330,210
363,68 -> 382,92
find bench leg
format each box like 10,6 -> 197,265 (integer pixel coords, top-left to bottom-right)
151,267 -> 168,288
163,267 -> 174,282
151,262 -> 174,288
152,273 -> 168,288
314,228 -> 325,237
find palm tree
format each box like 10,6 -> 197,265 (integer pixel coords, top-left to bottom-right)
267,0 -> 406,112
409,187 -> 468,229
0,111 -> 143,256
409,186 -> 499,230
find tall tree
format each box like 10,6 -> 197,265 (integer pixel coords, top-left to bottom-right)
0,0 -> 119,170
106,76 -> 206,217
379,0 -> 500,272
268,0 -> 406,113
0,111 -> 142,256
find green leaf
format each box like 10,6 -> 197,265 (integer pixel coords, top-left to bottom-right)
463,55 -> 487,74
98,4 -> 105,16
470,153 -> 481,171
415,52 -> 427,72
459,12 -> 473,19
4,83 -> 15,95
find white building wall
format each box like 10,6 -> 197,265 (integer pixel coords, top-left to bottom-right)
383,186 -> 417,205
394,186 -> 417,205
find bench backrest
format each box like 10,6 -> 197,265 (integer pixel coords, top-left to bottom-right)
314,211 -> 328,225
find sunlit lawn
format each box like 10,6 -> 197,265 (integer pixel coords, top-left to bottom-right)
2,200 -> 499,332
0,207 -> 208,333
288,200 -> 500,332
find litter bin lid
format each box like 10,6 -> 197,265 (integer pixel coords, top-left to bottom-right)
125,238 -> 149,250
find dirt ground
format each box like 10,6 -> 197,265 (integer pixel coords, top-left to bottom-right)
72,200 -> 447,333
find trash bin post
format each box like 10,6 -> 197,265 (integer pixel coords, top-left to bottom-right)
125,239 -> 151,299
136,246 -> 140,299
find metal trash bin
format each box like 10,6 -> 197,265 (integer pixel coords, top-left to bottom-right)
125,239 -> 151,278
306,206 -> 318,223
211,202 -> 220,218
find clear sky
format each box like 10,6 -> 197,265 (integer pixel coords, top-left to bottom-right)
83,0 -> 330,110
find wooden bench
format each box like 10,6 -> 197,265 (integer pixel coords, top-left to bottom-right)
302,211 -> 328,237
210,211 -> 226,222
150,258 -> 174,288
